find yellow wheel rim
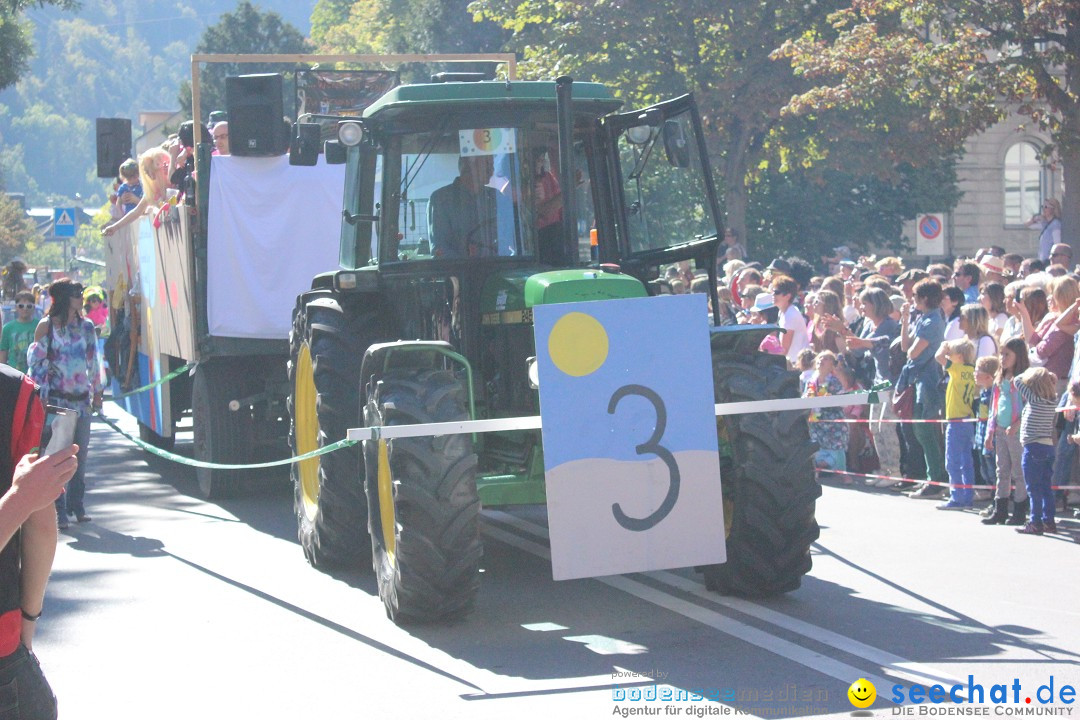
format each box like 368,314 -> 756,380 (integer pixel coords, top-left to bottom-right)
377,439 -> 396,562
295,344 -> 320,519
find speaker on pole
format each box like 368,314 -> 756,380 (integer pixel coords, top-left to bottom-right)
95,118 -> 132,178
226,73 -> 288,156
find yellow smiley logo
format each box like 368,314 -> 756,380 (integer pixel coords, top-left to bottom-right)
848,678 -> 876,708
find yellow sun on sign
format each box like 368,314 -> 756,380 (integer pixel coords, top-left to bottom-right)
548,312 -> 609,377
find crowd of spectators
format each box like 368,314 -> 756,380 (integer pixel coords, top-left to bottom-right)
698,225 -> 1080,536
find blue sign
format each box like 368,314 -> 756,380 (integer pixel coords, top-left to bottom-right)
53,207 -> 76,237
533,293 -> 726,580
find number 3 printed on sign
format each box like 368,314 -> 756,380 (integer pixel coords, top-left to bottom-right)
607,384 -> 681,531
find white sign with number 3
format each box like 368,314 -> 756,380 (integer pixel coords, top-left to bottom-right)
533,294 -> 726,581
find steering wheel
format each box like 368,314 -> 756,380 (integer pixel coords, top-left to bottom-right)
464,216 -> 499,257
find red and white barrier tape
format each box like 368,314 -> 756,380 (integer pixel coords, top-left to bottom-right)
814,467 -> 1080,490
814,417 -> 978,424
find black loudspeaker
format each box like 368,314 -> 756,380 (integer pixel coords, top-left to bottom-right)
226,73 -> 288,156
96,118 -> 132,178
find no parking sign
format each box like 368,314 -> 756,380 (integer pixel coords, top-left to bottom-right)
916,213 -> 946,256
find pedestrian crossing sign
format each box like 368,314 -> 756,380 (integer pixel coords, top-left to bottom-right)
53,207 -> 76,237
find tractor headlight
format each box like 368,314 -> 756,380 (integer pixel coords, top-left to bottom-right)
526,356 -> 539,389
338,121 -> 364,147
626,125 -> 653,145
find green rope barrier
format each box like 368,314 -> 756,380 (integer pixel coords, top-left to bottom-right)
111,362 -> 195,400
864,380 -> 893,406
94,410 -> 356,469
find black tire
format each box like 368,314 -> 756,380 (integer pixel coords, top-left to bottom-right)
138,420 -> 175,452
192,361 -> 254,499
364,369 -> 481,624
703,351 -> 820,597
289,295 -> 375,569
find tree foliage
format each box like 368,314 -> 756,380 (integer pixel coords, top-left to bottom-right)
779,0 -> 1080,245
470,0 -> 957,258
312,0 -> 966,261
749,158 -> 960,262
0,0 -> 78,91
311,0 -> 510,80
0,192 -> 37,263
178,1 -> 311,120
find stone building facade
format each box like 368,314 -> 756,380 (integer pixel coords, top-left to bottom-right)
902,110 -> 1063,261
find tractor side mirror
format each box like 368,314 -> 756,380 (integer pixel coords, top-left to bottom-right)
662,119 -> 690,168
324,140 -> 347,165
289,122 -> 320,166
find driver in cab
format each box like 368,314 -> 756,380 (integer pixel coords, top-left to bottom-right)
429,154 -> 498,258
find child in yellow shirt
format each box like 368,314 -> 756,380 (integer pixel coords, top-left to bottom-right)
935,338 -> 977,509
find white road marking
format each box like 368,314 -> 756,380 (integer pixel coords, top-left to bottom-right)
483,510 -> 967,694
483,522 -> 891,692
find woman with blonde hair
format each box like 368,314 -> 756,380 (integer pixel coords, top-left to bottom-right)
979,282 -> 1008,341
1027,197 -> 1062,262
875,256 -> 904,281
809,289 -> 844,353
101,146 -> 171,236
1018,275 -> 1079,393
959,303 -> 997,359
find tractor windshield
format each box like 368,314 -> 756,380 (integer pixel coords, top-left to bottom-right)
382,126 -> 595,264
616,108 -> 717,254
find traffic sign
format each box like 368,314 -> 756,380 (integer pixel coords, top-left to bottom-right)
53,207 -> 77,237
916,212 -> 945,255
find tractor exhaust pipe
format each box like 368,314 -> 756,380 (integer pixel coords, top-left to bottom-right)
555,76 -> 578,265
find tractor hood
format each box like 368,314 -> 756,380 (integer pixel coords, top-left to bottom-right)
524,269 -> 648,307
479,269 -> 648,326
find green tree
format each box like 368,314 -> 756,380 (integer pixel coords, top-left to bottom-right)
470,0 -> 856,249
179,1 -> 311,121
749,158 -> 960,263
0,0 -> 78,91
778,0 -> 1080,248
0,192 -> 37,263
312,0 -> 510,80
9,102 -> 92,201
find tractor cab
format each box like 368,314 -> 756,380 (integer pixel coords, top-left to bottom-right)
303,79 -> 724,418
308,79 -> 723,302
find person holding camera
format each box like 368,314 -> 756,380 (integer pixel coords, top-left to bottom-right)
0,363 -> 80,720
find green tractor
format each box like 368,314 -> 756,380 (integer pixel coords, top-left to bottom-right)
288,75 -> 819,623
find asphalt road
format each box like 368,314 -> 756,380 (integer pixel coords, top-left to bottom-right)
31,407 -> 1080,719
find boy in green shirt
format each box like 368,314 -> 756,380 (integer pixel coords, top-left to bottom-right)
935,337 -> 977,509
0,291 -> 38,373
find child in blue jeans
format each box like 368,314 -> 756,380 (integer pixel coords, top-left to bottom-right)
1013,367 -> 1059,535
935,338 -> 977,509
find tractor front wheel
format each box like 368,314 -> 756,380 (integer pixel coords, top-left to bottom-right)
704,352 -> 820,597
364,368 -> 481,624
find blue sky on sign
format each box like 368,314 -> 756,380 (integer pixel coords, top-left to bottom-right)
534,294 -> 719,470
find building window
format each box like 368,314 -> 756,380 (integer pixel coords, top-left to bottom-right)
1004,141 -> 1045,225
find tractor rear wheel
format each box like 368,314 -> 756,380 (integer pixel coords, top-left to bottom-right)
364,369 -> 480,624
192,361 -> 255,499
289,295 -> 376,569
703,351 -> 820,597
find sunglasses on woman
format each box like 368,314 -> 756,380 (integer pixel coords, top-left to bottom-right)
15,303 -> 32,309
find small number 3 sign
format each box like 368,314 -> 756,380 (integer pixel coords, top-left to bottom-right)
534,294 -> 726,581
